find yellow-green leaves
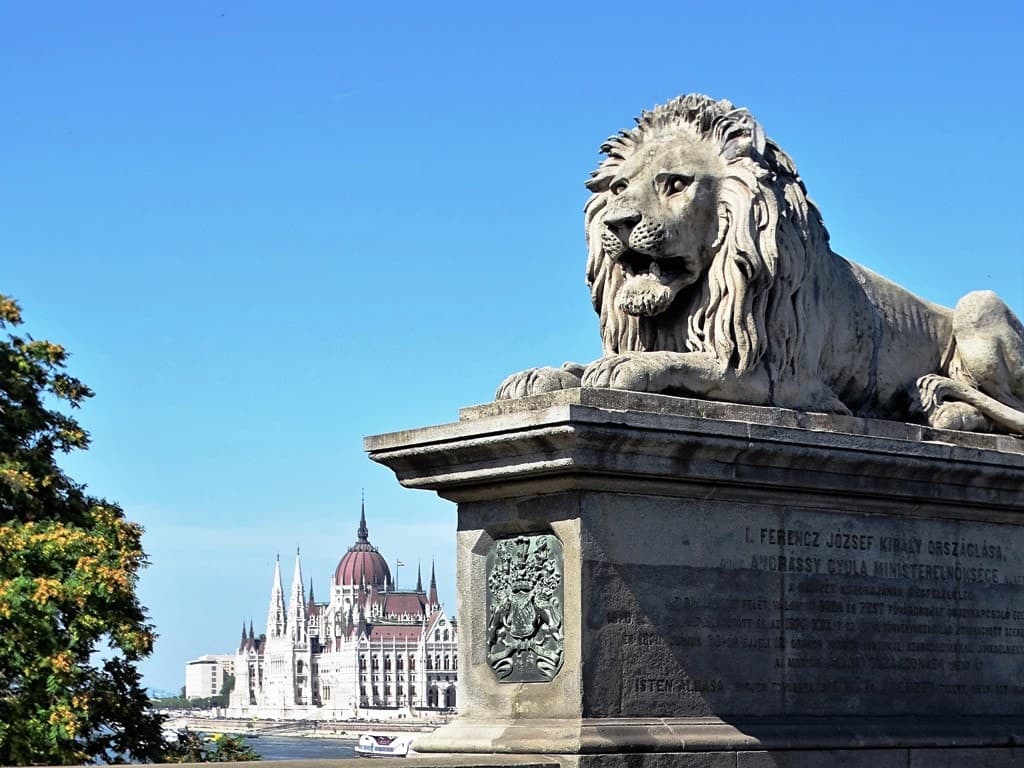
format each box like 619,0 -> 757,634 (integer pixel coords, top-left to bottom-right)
0,295 -> 22,326
0,294 -> 165,764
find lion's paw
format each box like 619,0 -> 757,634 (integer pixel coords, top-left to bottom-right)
581,355 -> 660,392
929,401 -> 990,432
495,366 -> 582,400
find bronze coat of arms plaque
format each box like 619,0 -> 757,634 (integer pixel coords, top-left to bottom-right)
485,533 -> 564,683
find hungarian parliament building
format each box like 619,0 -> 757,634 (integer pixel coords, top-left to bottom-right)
225,506 -> 458,720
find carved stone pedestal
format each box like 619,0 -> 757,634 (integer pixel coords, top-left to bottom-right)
365,390 -> 1024,767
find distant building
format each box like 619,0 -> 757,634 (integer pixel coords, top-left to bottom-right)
226,505 -> 457,720
184,654 -> 235,699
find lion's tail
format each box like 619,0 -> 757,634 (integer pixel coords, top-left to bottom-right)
918,374 -> 1024,435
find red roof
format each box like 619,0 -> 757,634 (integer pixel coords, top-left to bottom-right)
335,547 -> 390,587
368,625 -> 424,642
382,592 -> 428,617
334,508 -> 391,587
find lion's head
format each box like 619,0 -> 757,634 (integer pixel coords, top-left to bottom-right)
584,94 -> 831,378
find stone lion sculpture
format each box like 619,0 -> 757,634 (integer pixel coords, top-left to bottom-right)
496,94 -> 1024,435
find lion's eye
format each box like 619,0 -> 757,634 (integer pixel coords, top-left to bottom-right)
610,179 -> 629,196
663,174 -> 694,195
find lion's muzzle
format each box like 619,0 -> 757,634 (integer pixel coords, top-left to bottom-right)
604,214 -> 690,318
603,210 -> 642,246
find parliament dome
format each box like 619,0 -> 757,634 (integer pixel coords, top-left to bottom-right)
334,507 -> 391,587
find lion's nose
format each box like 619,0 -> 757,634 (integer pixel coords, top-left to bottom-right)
604,211 -> 642,244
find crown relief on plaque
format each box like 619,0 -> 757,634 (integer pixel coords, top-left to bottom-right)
485,533 -> 564,683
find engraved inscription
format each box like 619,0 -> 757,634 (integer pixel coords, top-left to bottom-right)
741,519 -> 1021,707
585,506 -> 1024,718
485,533 -> 564,683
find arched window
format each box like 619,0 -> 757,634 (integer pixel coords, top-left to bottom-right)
453,655 -> 457,670
443,655 -> 449,670
435,629 -> 440,641
410,655 -> 416,671
296,660 -> 304,674
443,629 -> 449,641
397,657 -> 404,670
426,656 -> 432,670
434,654 -> 441,670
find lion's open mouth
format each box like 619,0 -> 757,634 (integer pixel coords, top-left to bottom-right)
616,249 -> 690,284
614,250 -> 692,318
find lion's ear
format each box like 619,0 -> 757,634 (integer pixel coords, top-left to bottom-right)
585,173 -> 612,193
723,108 -> 767,161
750,118 -> 766,156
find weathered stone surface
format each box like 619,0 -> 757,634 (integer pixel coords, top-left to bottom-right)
223,760 -> 561,768
367,389 -> 1022,506
563,755 -> 736,768
905,748 -> 1022,767
366,391 -> 1024,763
735,751 -> 909,768
581,495 -> 1024,718
494,94 -> 1024,436
186,748 -> 1022,768
451,519 -> 584,725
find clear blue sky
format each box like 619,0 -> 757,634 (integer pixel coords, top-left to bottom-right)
3,2 -> 1022,694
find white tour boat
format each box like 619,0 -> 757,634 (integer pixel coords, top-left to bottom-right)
354,732 -> 414,758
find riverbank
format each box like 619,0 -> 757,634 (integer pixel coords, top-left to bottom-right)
162,715 -> 443,739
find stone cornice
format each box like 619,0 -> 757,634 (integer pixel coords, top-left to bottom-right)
365,390 -> 1023,512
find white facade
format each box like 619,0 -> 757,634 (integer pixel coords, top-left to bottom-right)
184,654 -> 235,699
226,507 -> 458,720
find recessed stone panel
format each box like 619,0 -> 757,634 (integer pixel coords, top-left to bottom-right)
582,497 -> 1024,718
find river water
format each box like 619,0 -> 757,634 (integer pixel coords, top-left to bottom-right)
246,735 -> 358,761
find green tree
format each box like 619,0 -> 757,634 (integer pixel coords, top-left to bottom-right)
214,673 -> 236,708
0,295 -> 165,764
164,730 -> 258,763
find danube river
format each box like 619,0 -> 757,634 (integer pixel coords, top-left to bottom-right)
247,735 -> 357,761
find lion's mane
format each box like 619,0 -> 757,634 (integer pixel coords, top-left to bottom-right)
583,94 -> 833,383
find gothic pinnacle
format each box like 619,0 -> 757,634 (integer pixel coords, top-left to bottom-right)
358,495 -> 369,542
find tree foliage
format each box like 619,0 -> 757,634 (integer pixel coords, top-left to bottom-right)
164,730 -> 259,763
0,295 -> 165,764
219,673 -> 235,700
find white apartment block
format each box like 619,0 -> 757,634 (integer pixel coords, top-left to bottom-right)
184,654 -> 235,699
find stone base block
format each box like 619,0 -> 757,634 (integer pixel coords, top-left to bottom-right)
549,748 -> 1023,768
413,716 -> 1024,755
367,390 -> 1024,765
397,747 -> 1023,768
357,746 -> 1024,768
